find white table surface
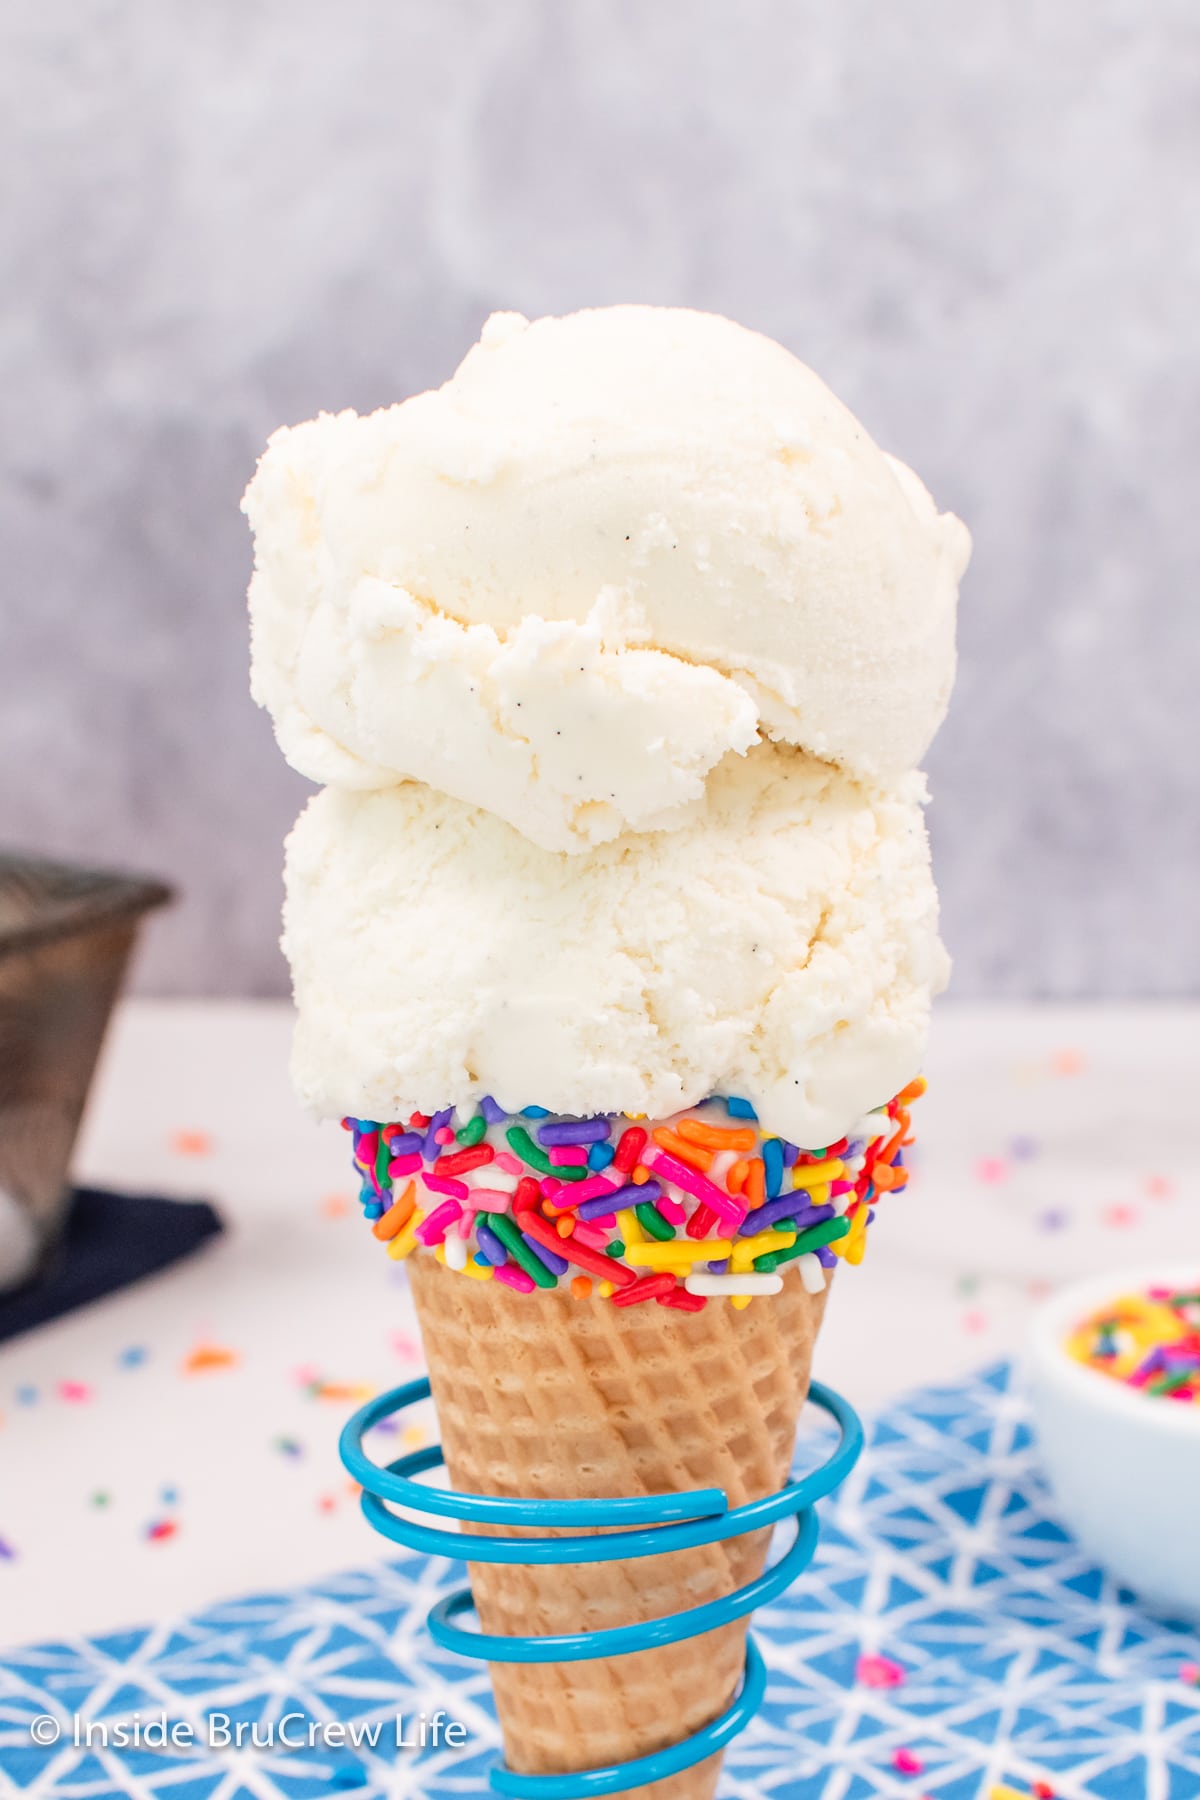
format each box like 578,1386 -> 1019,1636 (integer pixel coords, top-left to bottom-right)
2,999 -> 1197,1650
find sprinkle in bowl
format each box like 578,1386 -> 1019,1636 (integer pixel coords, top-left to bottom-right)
1027,1264 -> 1200,1621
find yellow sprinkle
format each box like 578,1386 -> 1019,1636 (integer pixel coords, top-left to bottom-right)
598,1279 -> 615,1299
842,1205 -> 869,1266
386,1212 -> 425,1260
791,1158 -> 844,1190
625,1239 -> 733,1267
617,1208 -> 646,1244
434,1243 -> 495,1281
731,1294 -> 754,1310
731,1229 -> 797,1273
988,1788 -> 1035,1800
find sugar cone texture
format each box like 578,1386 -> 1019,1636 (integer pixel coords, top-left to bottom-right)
408,1255 -> 829,1800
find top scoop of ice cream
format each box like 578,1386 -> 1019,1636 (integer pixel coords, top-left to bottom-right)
244,306 -> 969,852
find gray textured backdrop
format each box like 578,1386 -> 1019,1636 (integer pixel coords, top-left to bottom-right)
2,1 -> 1197,997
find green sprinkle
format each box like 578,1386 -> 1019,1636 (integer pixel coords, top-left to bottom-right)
754,1214 -> 851,1271
606,1240 -> 626,1258
504,1126 -> 586,1181
505,1126 -> 554,1173
1148,1366 -> 1197,1397
487,1213 -> 557,1288
635,1203 -> 675,1242
375,1134 -> 392,1191
457,1114 -> 487,1147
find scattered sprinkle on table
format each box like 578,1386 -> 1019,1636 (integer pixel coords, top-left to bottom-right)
182,1343 -> 239,1374
170,1128 -> 213,1156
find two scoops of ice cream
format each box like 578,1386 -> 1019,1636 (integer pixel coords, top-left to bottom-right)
244,304 -> 969,1796
245,304 -> 967,1156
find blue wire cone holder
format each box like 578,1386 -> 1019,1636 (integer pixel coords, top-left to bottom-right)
340,1375 -> 863,1798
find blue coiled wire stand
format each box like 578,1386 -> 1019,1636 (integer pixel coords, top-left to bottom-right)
340,1376 -> 863,1799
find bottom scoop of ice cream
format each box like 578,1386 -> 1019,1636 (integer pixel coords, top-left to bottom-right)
282,744 -> 948,1149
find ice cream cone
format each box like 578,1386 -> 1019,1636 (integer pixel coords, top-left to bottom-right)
408,1251 -> 830,1799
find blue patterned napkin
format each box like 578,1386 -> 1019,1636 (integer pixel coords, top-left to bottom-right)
2,1363 -> 1197,1799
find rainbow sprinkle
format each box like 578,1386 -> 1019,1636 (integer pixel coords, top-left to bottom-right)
1066,1286 -> 1200,1402
342,1079 -> 925,1307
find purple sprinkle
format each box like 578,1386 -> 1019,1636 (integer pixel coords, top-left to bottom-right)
423,1108 -> 454,1161
737,1195 -> 834,1236
844,1140 -> 866,1159
479,1095 -> 507,1125
578,1194 -> 625,1221
815,1246 -> 838,1268
781,1142 -> 799,1169
476,1223 -> 508,1266
537,1118 -> 613,1147
605,1180 -> 661,1209
867,1208 -> 876,1224
386,1131 -> 424,1157
522,1233 -> 569,1277
0,1536 -> 15,1562
708,1258 -> 730,1274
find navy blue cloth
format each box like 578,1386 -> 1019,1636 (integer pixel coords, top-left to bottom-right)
0,1186 -> 223,1343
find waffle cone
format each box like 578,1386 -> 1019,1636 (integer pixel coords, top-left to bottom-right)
408,1254 -> 829,1800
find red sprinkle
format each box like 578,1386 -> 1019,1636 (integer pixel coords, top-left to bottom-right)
435,1144 -> 495,1177
515,1176 -> 542,1213
657,1288 -> 707,1312
686,1203 -> 721,1240
611,1273 -> 677,1308
613,1126 -> 647,1174
518,1209 -> 636,1288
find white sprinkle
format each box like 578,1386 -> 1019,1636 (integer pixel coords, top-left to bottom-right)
797,1252 -> 826,1294
685,1272 -> 783,1297
444,1234 -> 469,1271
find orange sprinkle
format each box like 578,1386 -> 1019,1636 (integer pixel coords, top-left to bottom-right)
727,1159 -> 750,1195
676,1121 -> 757,1153
372,1182 -> 416,1240
651,1128 -> 713,1171
876,1110 -> 909,1165
182,1344 -> 238,1375
556,1216 -> 575,1238
631,1165 -> 652,1185
871,1163 -> 902,1191
897,1076 -> 927,1104
171,1129 -> 212,1157
745,1159 -> 765,1209
570,1276 -> 593,1300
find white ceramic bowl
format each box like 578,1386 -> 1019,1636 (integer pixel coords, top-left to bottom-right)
1026,1265 -> 1200,1621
